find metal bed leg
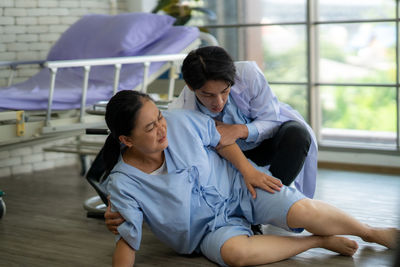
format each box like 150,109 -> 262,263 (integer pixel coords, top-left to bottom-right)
79,155 -> 91,176
0,190 -> 6,219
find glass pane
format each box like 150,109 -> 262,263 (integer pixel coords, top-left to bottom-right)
318,0 -> 396,21
320,86 -> 396,148
187,0 -> 239,26
187,0 -> 305,26
207,27 -> 240,59
206,25 -> 304,70
270,84 -> 308,121
261,0 -> 306,23
319,23 -> 396,84
263,25 -> 307,82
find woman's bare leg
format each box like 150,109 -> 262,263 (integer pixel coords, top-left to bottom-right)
221,234 -> 358,267
287,199 -> 398,249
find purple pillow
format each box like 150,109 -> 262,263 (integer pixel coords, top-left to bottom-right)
47,13 -> 176,60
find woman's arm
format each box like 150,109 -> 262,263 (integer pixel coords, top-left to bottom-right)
216,142 -> 282,198
105,197 -> 125,234
106,174 -> 144,247
113,238 -> 135,267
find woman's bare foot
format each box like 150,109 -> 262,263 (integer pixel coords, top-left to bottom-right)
362,227 -> 398,249
320,236 -> 358,256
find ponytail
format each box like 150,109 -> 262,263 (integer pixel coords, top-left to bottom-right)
103,134 -> 121,175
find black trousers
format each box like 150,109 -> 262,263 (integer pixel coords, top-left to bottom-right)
243,120 -> 311,186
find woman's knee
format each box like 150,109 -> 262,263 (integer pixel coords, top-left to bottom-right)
221,236 -> 250,267
287,198 -> 318,228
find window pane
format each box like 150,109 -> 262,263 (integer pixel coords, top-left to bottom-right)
320,86 -> 396,148
188,0 -> 264,26
187,0 -> 238,26
263,25 -> 307,82
207,27 -> 240,59
319,23 -> 396,84
188,0 -> 306,26
270,84 -> 308,121
261,0 -> 306,23
318,0 -> 396,21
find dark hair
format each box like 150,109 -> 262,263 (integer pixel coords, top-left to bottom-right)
103,90 -> 152,173
181,46 -> 236,90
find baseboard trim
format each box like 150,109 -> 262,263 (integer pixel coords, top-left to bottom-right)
318,161 -> 400,175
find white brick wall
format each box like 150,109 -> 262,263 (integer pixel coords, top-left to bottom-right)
0,0 -> 128,177
0,0 -> 128,86
1,0 -> 14,8
0,136 -> 85,178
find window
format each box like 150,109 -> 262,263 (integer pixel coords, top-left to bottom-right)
188,0 -> 399,153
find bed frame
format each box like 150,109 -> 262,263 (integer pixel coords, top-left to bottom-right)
0,47 -> 193,151
0,32 -> 218,154
0,53 -> 190,152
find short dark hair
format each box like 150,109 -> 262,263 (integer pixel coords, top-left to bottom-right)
181,46 -> 236,90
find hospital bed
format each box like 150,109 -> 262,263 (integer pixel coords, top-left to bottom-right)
0,12 -> 217,152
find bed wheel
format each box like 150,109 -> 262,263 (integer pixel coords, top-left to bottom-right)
83,196 -> 106,218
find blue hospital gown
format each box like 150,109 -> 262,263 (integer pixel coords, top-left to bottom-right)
105,109 -> 305,264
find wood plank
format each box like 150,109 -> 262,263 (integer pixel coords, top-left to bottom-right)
0,166 -> 398,266
318,161 -> 400,175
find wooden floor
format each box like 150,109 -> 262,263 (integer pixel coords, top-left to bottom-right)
0,165 -> 399,267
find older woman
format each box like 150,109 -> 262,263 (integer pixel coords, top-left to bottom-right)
103,90 -> 397,267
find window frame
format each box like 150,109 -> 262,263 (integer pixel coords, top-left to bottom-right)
195,0 -> 400,155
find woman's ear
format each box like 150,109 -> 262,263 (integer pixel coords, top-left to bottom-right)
119,135 -> 133,148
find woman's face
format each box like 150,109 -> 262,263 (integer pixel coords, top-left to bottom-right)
193,80 -> 231,113
124,100 -> 168,155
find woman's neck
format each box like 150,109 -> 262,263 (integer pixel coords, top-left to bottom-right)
123,148 -> 165,174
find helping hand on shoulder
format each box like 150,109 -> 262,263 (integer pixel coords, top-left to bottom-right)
105,197 -> 125,235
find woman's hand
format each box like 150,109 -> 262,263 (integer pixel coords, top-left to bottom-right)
215,141 -> 282,199
243,169 -> 283,198
105,197 -> 125,234
215,121 -> 248,147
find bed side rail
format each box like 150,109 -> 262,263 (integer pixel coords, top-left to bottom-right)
42,53 -> 187,129
199,31 -> 219,46
0,60 -> 46,86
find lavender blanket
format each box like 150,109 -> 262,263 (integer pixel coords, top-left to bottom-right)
0,13 -> 199,111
